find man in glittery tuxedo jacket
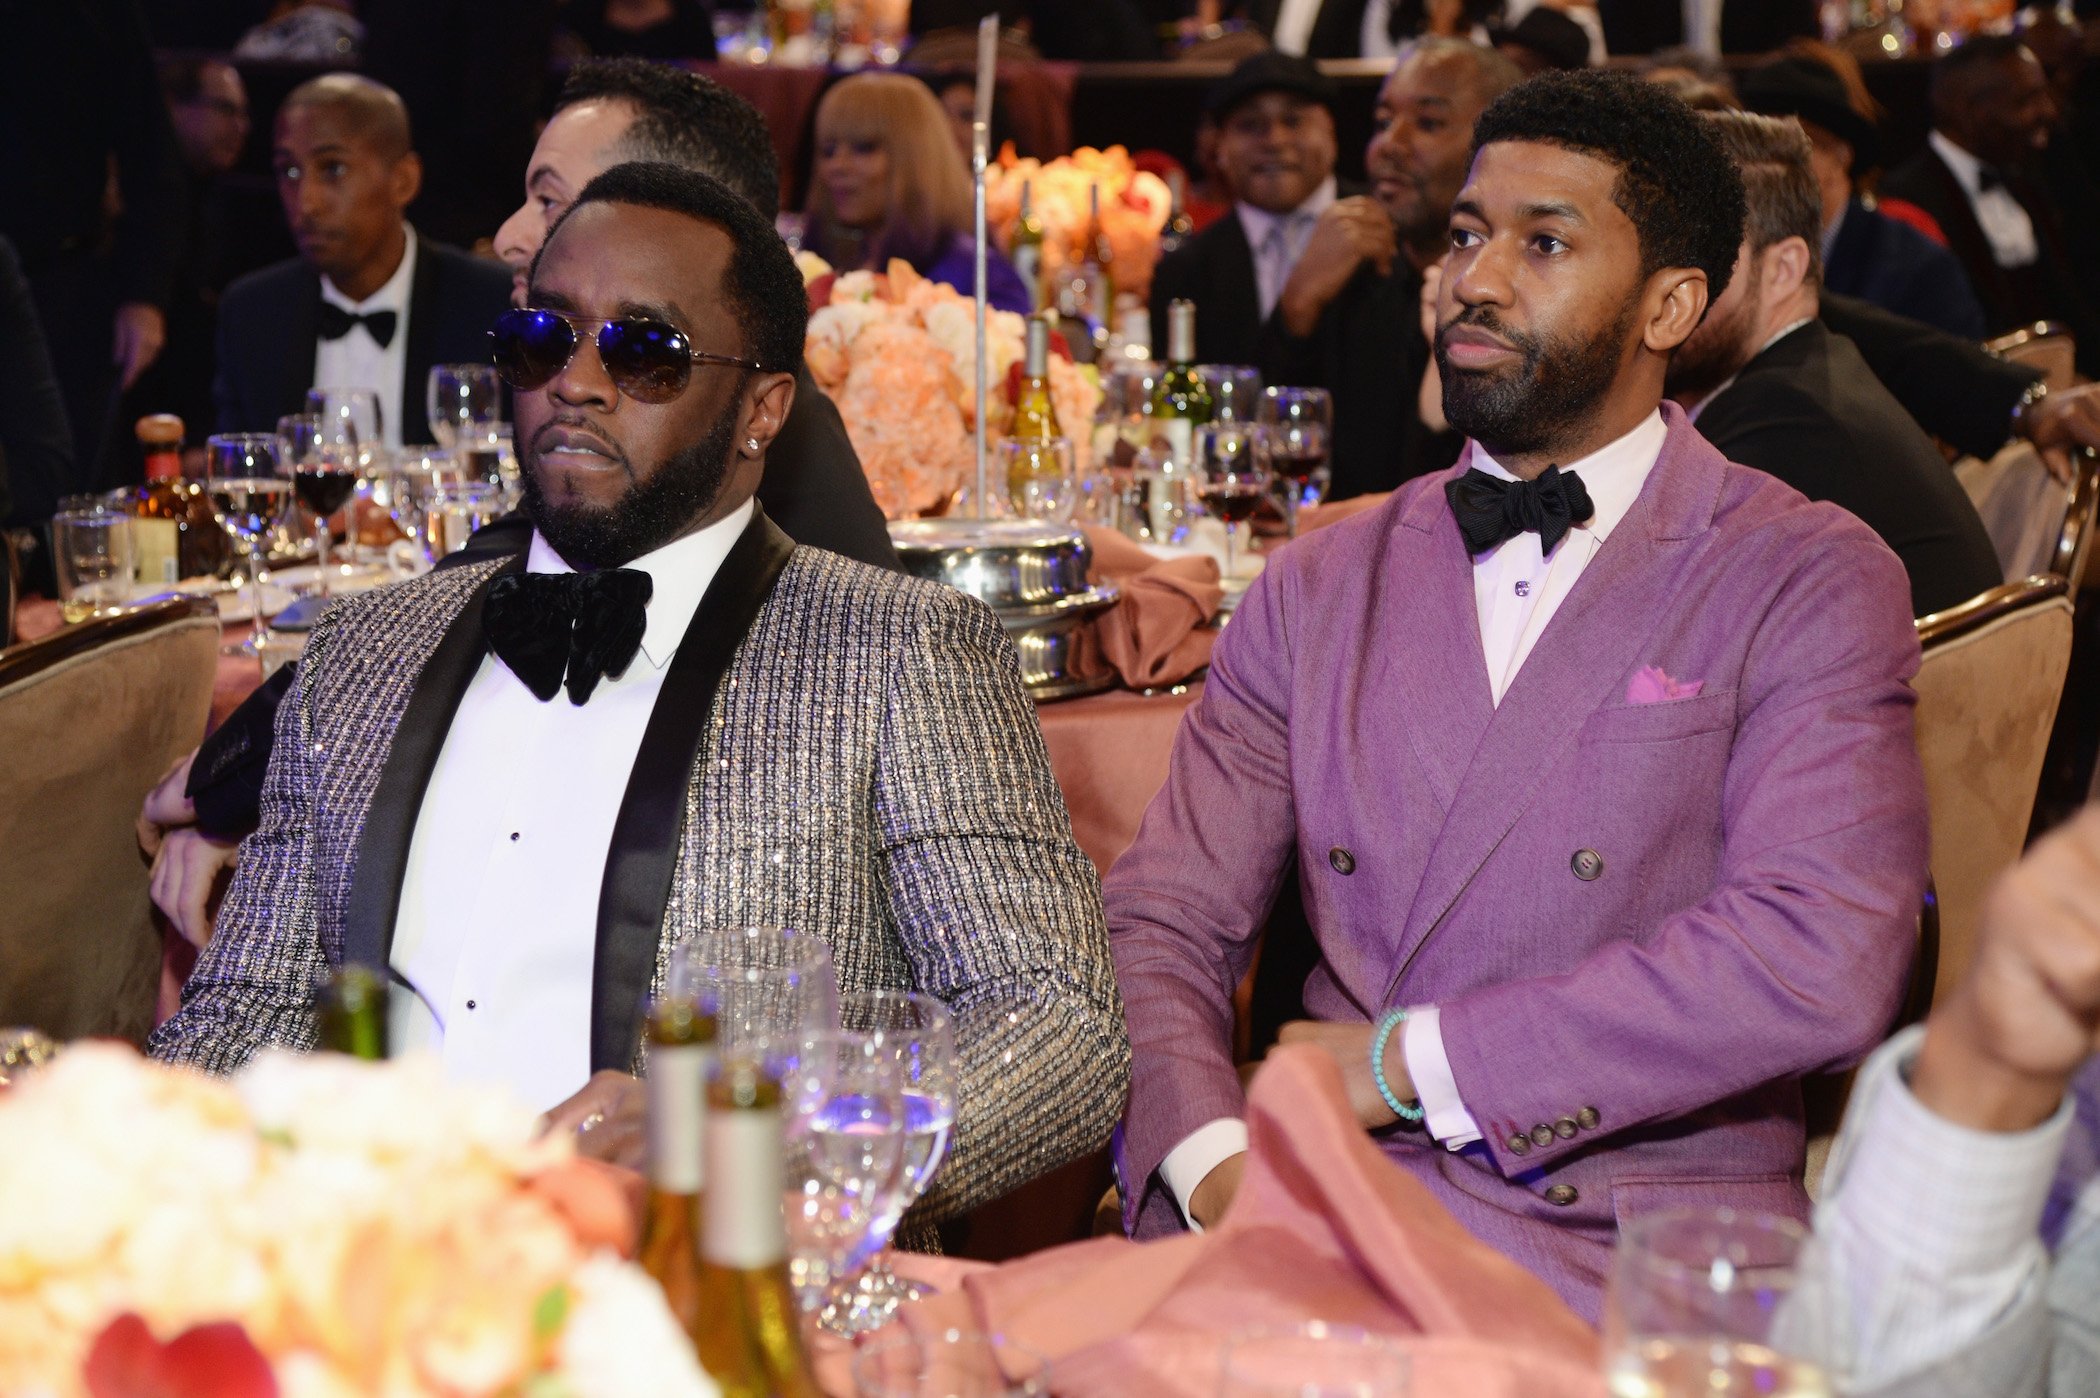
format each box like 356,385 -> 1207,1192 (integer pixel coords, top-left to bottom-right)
150,162 -> 1128,1226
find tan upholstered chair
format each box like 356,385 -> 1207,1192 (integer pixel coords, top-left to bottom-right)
1955,447 -> 2099,584
0,597 -> 220,1042
1985,320 -> 2077,391
1913,576 -> 2076,1004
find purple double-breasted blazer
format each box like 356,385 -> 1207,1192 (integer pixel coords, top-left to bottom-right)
1107,406 -> 1931,1320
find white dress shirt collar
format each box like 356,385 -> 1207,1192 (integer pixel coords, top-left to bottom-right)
321,223 -> 416,316
1929,129 -> 1992,196
1235,176 -> 1338,252
315,226 -> 416,448
525,496 -> 756,671
1467,408 -> 1667,553
1929,130 -> 2041,269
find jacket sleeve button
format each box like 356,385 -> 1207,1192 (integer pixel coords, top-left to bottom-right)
1507,1133 -> 1531,1156
1529,1123 -> 1555,1147
1577,1105 -> 1600,1130
1329,847 -> 1356,875
1554,1117 -> 1578,1139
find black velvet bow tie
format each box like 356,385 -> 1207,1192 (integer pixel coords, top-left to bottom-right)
317,301 -> 398,348
1444,465 -> 1596,557
483,569 -> 654,704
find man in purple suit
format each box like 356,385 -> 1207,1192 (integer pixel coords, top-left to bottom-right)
1107,70 -> 1931,1320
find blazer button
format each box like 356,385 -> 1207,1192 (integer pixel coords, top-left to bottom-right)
1577,1105 -> 1601,1130
1529,1123 -> 1555,1148
1544,1184 -> 1579,1207
1554,1117 -> 1579,1139
1507,1133 -> 1531,1156
1571,848 -> 1604,881
1329,847 -> 1356,875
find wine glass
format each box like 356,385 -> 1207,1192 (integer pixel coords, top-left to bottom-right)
203,434 -> 293,657
1219,1323 -> 1409,1397
1000,437 -> 1077,522
424,479 -> 504,562
277,412 -> 353,599
1198,364 -> 1262,424
853,1329 -> 1052,1398
1603,1207 -> 1844,1398
1195,420 -> 1269,583
672,927 -> 839,1072
824,989 -> 955,1334
1257,386 -> 1332,539
307,388 -> 383,568
426,363 -> 503,452
778,1029 -> 909,1316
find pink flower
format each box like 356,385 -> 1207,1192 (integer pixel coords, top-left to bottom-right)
1626,665 -> 1703,705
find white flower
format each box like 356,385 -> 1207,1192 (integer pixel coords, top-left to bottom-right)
557,1253 -> 719,1398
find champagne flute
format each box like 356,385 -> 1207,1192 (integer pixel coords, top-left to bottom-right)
1603,1207 -> 1843,1397
1258,385 -> 1332,539
1196,420 -> 1269,583
824,989 -> 955,1334
204,433 -> 293,657
277,412 -> 352,599
307,388 -> 382,568
778,1029 -> 908,1315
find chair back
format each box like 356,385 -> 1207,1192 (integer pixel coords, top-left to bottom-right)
1912,576 -> 2075,1005
2058,451 -> 2100,591
1984,320 -> 2077,391
1955,445 -> 2098,584
0,598 -> 220,1042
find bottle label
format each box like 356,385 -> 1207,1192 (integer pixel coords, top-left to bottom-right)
648,1044 -> 709,1194
131,515 -> 179,586
143,448 -> 182,482
703,1109 -> 787,1268
1013,245 -> 1040,312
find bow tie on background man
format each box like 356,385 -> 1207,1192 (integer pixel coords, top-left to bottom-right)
317,301 -> 398,348
483,569 -> 654,704
1444,465 -> 1597,557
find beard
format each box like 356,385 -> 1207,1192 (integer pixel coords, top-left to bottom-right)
1436,300 -> 1636,459
1663,263 -> 1762,402
520,398 -> 742,570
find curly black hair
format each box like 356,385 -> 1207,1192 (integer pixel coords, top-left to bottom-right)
1470,69 -> 1745,305
540,161 -> 807,379
556,58 -> 781,216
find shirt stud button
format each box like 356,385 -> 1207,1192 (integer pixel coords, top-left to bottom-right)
509,832 -> 520,842
466,999 -> 477,1010
1544,1183 -> 1579,1207
1571,848 -> 1604,881
1329,847 -> 1356,875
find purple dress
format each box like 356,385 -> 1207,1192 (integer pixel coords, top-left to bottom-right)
919,233 -> 1033,316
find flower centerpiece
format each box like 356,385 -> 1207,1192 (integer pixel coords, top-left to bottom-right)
0,1044 -> 714,1398
984,145 -> 1174,303
801,257 -> 1102,519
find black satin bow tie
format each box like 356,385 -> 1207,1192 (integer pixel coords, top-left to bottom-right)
1444,465 -> 1596,557
483,569 -> 654,704
317,301 -> 398,348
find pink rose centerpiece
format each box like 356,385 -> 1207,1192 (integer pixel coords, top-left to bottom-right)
983,145 -> 1173,304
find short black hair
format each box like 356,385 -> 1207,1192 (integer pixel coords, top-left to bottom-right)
555,59 -> 781,215
1470,69 -> 1745,305
541,161 -> 806,379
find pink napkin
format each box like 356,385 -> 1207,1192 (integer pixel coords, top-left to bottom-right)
829,1046 -> 1606,1396
1069,527 -> 1222,691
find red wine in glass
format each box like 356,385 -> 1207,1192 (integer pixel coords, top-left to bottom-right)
294,467 -> 358,516
1269,444 -> 1327,487
1200,480 -> 1268,523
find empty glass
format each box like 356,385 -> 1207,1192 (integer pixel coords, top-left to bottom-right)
672,927 -> 840,1074
51,507 -> 134,622
1194,420 -> 1269,582
853,1329 -> 1051,1398
203,434 -> 292,657
1603,1207 -> 1841,1398
1257,386 -> 1332,539
1000,437 -> 1078,523
426,363 -> 503,452
779,1029 -> 908,1314
387,450 -> 469,561
424,479 -> 504,562
1198,364 -> 1262,423
1219,1323 -> 1409,1398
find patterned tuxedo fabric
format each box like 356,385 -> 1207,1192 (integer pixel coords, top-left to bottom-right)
149,515 -> 1130,1224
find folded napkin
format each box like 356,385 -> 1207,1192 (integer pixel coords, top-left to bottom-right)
1069,527 -> 1223,692
828,1045 -> 1605,1396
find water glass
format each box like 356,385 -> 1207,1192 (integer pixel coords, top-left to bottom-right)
779,1029 -> 908,1312
1219,1323 -> 1409,1398
51,508 -> 134,621
388,450 -> 470,559
1001,437 -> 1078,523
672,927 -> 840,1072
853,1329 -> 1051,1398
424,479 -> 504,562
1257,387 -> 1332,539
204,434 -> 292,657
425,363 -> 503,453
1199,364 -> 1262,423
1603,1207 -> 1841,1398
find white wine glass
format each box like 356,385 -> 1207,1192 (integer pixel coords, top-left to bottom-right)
1603,1207 -> 1844,1397
203,434 -> 292,657
50,507 -> 134,622
1258,385 -> 1331,539
778,1029 -> 908,1316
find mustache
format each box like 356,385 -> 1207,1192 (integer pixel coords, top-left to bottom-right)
530,415 -> 630,469
1435,306 -> 1536,358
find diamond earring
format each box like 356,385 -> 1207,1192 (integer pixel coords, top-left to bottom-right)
746,437 -> 760,453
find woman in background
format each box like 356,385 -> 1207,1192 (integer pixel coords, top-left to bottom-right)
803,73 -> 1033,313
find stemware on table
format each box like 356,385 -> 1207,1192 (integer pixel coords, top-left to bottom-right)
202,433 -> 292,657
671,926 -> 840,1073
306,387 -> 383,569
1000,437 -> 1078,523
50,506 -> 134,623
776,1028 -> 908,1317
1193,419 -> 1269,583
276,412 -> 354,598
1256,385 -> 1332,539
1197,364 -> 1262,424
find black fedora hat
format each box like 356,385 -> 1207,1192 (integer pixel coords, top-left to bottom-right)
1739,56 -> 1883,174
1205,50 -> 1340,121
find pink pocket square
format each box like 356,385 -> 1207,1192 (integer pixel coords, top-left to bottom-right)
1626,665 -> 1704,705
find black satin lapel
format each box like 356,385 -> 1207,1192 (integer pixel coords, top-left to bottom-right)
589,510 -> 797,1070
342,557 -> 523,972
277,269 -> 322,425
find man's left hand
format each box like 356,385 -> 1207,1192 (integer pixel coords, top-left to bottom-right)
112,302 -> 166,390
1277,1019 -> 1413,1130
542,1070 -> 645,1169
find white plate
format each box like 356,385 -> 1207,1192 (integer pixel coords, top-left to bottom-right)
215,584 -> 298,624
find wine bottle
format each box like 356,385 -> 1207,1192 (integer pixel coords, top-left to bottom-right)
1160,169 -> 1195,258
313,965 -> 388,1059
1010,178 -> 1044,312
1145,299 -> 1213,463
637,996 -> 715,1350
1082,183 -> 1116,331
695,1060 -> 821,1398
1011,315 -> 1061,444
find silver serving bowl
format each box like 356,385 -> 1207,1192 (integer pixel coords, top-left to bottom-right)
889,519 -> 1120,701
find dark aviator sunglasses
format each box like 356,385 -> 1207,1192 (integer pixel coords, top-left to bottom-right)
488,307 -> 768,404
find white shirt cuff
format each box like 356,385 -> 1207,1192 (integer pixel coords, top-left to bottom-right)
1160,1117 -> 1249,1232
1403,1005 -> 1482,1150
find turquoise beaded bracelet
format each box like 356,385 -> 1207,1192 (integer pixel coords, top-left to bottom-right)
1371,1008 -> 1425,1123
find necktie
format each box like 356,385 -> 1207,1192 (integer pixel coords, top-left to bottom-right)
1444,465 -> 1596,557
1977,164 -> 2005,194
483,568 -> 653,704
1259,220 -> 1293,318
317,301 -> 398,348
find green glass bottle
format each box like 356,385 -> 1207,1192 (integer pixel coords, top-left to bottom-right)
313,965 -> 389,1060
1010,178 -> 1045,313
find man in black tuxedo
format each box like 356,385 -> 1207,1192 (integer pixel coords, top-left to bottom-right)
1149,53 -> 1357,370
1881,36 -> 2096,371
1671,112 -> 1999,618
214,74 -> 514,449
